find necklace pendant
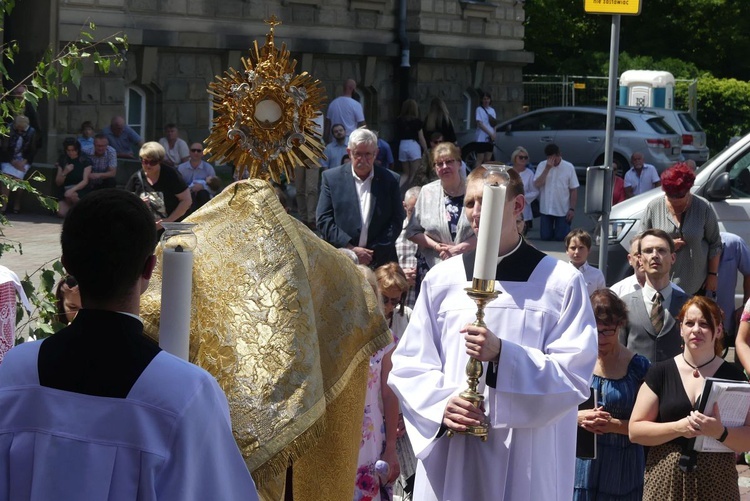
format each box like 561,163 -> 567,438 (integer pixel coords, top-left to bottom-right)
693,369 -> 700,378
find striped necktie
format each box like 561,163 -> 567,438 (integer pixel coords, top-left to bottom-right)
650,291 -> 664,334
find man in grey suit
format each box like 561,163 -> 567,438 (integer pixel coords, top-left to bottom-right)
316,128 -> 405,267
620,229 -> 690,362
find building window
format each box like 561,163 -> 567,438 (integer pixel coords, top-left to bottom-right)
462,91 -> 473,131
125,86 -> 146,136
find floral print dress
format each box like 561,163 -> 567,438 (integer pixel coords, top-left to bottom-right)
353,333 -> 399,501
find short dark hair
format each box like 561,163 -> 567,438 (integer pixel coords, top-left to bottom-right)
62,137 -> 81,154
93,133 -> 108,142
565,228 -> 592,249
164,123 -> 177,130
639,228 -> 675,254
80,121 -> 94,131
61,190 -> 157,303
544,144 -> 560,157
590,289 -> 629,326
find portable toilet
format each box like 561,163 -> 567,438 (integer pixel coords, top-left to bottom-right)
618,70 -> 675,109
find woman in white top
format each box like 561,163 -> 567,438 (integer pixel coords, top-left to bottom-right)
474,92 -> 497,167
406,142 -> 476,296
511,146 -> 538,235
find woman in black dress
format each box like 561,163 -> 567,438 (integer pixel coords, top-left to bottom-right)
630,296 -> 750,501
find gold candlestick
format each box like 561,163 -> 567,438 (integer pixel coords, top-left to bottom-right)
447,278 -> 499,442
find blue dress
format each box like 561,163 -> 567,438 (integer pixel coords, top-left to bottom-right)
574,354 -> 650,501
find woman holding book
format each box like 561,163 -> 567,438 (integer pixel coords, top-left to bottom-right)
574,290 -> 650,501
630,296 -> 750,501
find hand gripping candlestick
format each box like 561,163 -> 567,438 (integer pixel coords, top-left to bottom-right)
158,222 -> 198,360
448,164 -> 510,442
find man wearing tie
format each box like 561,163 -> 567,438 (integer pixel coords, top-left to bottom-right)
620,229 -> 690,362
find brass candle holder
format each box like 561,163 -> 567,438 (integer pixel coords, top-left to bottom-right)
447,278 -> 499,442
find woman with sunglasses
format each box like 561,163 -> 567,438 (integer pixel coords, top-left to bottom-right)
406,142 -> 475,298
574,289 -> 650,500
640,162 -> 721,296
630,296 -> 749,501
511,146 -> 538,235
125,141 -> 191,230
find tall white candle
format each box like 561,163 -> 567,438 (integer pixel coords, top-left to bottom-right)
159,247 -> 194,360
473,177 -> 507,281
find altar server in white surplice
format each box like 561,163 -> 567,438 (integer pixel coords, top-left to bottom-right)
388,166 -> 598,501
0,190 -> 258,501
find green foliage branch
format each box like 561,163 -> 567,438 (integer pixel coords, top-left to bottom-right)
0,5 -> 128,340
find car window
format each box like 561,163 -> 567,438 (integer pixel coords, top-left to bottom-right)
644,117 -> 676,134
677,113 -> 704,133
614,116 -> 636,131
509,114 -> 544,132
569,112 -> 605,130
511,111 -> 566,131
728,149 -> 750,198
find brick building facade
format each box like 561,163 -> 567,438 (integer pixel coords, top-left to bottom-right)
6,0 -> 532,163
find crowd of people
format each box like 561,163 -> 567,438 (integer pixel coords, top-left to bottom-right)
5,83 -> 750,501
1,115 -> 221,223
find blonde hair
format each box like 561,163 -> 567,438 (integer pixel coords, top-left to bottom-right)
139,141 -> 166,162
511,147 -> 529,164
432,142 -> 461,165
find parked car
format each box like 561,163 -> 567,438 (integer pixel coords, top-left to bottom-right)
590,131 -> 750,289
626,107 -> 709,165
460,106 -> 683,175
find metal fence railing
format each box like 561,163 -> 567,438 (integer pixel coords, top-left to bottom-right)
523,75 -> 696,112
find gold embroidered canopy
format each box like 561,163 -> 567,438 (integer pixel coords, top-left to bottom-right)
205,16 -> 326,183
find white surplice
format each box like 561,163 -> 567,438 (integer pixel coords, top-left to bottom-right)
0,342 -> 259,501
388,245 -> 597,501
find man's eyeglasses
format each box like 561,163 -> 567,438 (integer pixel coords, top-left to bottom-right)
190,149 -> 203,153
352,151 -> 374,160
140,158 -> 159,166
382,296 -> 401,306
434,159 -> 457,168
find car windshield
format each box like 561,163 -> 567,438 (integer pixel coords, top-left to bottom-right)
645,117 -> 676,134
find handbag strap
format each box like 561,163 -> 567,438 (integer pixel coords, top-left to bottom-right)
137,170 -> 153,193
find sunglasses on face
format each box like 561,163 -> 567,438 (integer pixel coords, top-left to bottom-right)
140,158 -> 159,166
190,149 -> 203,153
382,296 -> 400,306
517,155 -> 529,160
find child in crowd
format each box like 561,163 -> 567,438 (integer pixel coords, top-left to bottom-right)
565,229 -> 606,295
77,121 -> 95,151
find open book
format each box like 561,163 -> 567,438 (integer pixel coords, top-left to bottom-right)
693,377 -> 750,453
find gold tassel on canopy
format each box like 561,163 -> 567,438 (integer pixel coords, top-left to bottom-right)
205,16 -> 326,184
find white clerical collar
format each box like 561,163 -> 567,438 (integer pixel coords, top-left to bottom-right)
496,236 -> 524,264
118,310 -> 145,324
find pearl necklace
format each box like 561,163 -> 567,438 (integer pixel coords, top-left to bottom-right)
682,353 -> 716,378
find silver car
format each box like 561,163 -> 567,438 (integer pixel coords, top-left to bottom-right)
631,107 -> 709,165
462,106 -> 683,175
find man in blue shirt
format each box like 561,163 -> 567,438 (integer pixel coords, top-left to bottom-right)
102,116 -> 143,159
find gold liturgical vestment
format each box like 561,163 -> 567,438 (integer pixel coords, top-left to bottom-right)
140,180 -> 391,500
